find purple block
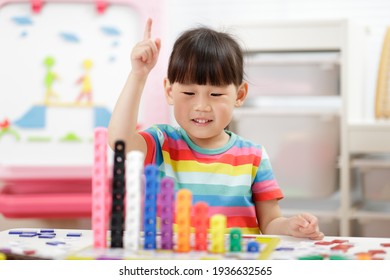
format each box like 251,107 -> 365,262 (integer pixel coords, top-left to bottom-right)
39,234 -> 56,239
19,233 -> 38,237
159,177 -> 175,250
161,242 -> 173,250
96,256 -> 122,260
8,230 -> 23,235
40,229 -> 55,233
46,241 -> 66,246
0,248 -> 12,254
66,232 -> 82,237
276,247 -> 294,251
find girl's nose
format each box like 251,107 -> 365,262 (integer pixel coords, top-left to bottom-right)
193,96 -> 211,112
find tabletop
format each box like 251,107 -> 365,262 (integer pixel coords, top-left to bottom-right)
1,228 -> 390,260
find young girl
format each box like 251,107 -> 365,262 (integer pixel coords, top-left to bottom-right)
108,18 -> 324,240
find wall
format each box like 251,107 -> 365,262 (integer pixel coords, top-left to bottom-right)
165,0 -> 390,120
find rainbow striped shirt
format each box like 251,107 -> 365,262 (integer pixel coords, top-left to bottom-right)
140,124 -> 283,234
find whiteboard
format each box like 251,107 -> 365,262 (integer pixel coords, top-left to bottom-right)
0,3 -> 140,167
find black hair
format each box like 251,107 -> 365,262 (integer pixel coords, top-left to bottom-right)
167,27 -> 243,87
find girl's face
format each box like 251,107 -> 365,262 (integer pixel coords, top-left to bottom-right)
164,80 -> 248,149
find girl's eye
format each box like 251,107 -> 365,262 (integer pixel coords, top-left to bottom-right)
211,93 -> 223,97
182,92 -> 194,96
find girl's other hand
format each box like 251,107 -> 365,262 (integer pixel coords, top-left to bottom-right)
287,213 -> 324,240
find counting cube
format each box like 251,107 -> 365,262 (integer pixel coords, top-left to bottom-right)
175,189 -> 192,252
210,214 -> 226,253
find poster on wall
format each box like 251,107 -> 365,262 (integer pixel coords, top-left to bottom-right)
0,1 -> 165,169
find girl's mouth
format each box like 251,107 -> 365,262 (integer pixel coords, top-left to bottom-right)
192,118 -> 212,125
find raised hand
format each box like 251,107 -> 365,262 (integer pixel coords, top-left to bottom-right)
131,18 -> 161,77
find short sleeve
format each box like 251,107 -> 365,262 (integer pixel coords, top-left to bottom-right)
139,125 -> 169,166
251,146 -> 284,202
139,131 -> 156,165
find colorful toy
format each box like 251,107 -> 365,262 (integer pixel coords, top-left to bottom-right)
3,131 -> 390,260
160,177 -> 175,250
143,164 -> 159,250
2,227 -> 390,260
124,150 -> 144,251
110,140 -> 126,248
92,127 -> 109,248
175,189 -> 192,253
257,236 -> 281,260
229,228 -> 242,252
193,202 -> 208,251
210,214 -> 226,254
247,240 -> 260,253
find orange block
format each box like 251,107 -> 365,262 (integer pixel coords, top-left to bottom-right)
175,189 -> 192,253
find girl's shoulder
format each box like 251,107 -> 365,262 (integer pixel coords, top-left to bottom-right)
230,131 -> 263,150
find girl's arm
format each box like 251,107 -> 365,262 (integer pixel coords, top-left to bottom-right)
108,18 -> 161,153
255,200 -> 324,240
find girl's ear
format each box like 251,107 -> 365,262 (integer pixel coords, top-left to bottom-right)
164,78 -> 174,105
235,81 -> 248,107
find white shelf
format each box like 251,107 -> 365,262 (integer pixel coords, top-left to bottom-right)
351,154 -> 390,169
351,201 -> 390,220
348,122 -> 390,153
232,19 -> 346,51
279,191 -> 341,219
245,51 -> 341,65
232,19 -> 388,237
234,107 -> 340,116
346,123 -> 390,235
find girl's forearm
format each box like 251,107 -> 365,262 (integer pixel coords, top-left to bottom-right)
108,71 -> 148,151
262,216 -> 289,235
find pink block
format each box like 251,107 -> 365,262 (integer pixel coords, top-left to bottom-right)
92,127 -> 109,248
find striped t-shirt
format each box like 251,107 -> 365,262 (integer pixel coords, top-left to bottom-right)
140,124 -> 283,234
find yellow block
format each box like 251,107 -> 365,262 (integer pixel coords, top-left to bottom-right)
255,236 -> 280,260
65,255 -> 94,260
210,214 -> 227,254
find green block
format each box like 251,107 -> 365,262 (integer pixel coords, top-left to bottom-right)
298,255 -> 324,260
229,228 -> 242,252
329,255 -> 350,260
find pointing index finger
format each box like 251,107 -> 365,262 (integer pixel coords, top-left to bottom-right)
143,18 -> 152,40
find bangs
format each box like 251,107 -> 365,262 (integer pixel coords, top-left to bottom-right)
167,28 -> 243,87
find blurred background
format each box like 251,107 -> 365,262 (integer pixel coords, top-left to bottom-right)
1,0 -> 390,237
